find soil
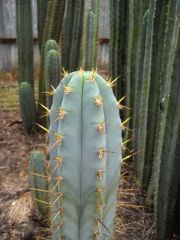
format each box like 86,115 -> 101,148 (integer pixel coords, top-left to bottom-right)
0,70 -> 159,240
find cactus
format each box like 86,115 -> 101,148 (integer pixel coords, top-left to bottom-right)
62,0 -> 85,72
136,0 -> 156,187
29,151 -> 49,219
132,0 -> 150,151
37,0 -> 49,50
84,11 -> 96,70
16,0 -> 34,88
19,82 -> 37,133
38,0 -> 66,122
91,0 -> 100,66
45,48 -> 61,108
48,70 -> 122,239
142,0 -> 169,191
151,1 -> 180,237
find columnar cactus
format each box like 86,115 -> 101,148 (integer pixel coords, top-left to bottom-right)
44,39 -> 61,109
16,0 -> 33,88
91,0 -> 100,66
136,0 -> 156,187
150,1 -> 180,239
62,0 -> 85,72
19,82 -> 37,133
84,11 -> 96,70
144,0 -> 169,191
48,71 -> 122,239
37,0 -> 49,50
29,150 -> 49,219
38,0 -> 66,120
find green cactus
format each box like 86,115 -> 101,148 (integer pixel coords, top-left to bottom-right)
155,44 -> 180,239
29,150 -> 49,219
134,9 -> 149,179
84,11 -> 96,70
91,0 -> 100,66
38,0 -> 66,122
48,71 -> 122,239
132,0 -> 150,151
109,0 -> 128,100
136,0 -> 157,187
45,48 -> 61,108
37,0 -> 49,50
150,1 -> 180,238
62,0 -> 85,72
16,0 -> 34,88
19,82 -> 37,133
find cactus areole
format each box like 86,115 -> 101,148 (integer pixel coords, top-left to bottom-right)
49,71 -> 122,239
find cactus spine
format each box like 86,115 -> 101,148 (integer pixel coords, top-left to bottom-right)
29,151 -> 49,219
16,0 -> 33,88
49,71 -> 122,239
19,82 -> 37,133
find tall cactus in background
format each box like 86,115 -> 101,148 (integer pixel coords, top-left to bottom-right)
84,11 -> 96,70
62,0 -> 85,72
38,0 -> 66,122
155,33 -> 180,240
29,150 -> 49,219
37,0 -> 49,50
136,0 -> 156,187
133,9 -> 149,179
91,0 -> 100,66
16,0 -> 33,88
45,40 -> 61,108
69,0 -> 85,72
109,0 -> 128,100
143,0 -> 169,190
132,0 -> 149,151
19,82 -> 37,133
148,1 -> 180,239
48,71 -> 122,239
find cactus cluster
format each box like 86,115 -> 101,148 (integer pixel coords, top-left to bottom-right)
109,0 -> 180,239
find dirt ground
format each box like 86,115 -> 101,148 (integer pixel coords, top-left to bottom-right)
0,70 -> 159,240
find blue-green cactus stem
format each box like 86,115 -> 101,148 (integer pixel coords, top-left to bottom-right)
49,71 -> 122,239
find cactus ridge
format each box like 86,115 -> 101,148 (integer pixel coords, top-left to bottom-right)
49,71 -> 122,239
